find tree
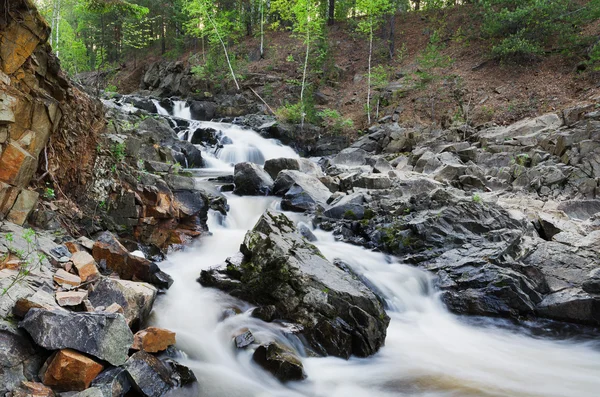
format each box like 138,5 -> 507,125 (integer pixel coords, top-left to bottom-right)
356,0 -> 392,124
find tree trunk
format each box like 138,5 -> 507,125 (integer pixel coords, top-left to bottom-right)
367,22 -> 373,125
300,3 -> 311,129
414,0 -> 420,11
161,14 -> 166,55
388,13 -> 395,59
328,0 -> 335,26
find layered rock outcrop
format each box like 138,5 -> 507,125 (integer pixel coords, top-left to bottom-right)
0,0 -> 103,225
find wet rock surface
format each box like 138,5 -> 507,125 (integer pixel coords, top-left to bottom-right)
200,210 -> 389,358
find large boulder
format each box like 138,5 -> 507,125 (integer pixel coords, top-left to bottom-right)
87,277 -> 157,329
92,232 -> 173,289
40,349 -> 104,391
125,351 -> 176,397
263,158 -> 322,180
273,170 -> 331,212
0,319 -> 45,395
252,342 -> 306,382
91,367 -> 131,397
200,210 -> 389,359
233,162 -> 274,196
20,309 -> 133,366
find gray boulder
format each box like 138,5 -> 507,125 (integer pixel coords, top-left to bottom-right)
200,210 -> 389,359
324,193 -> 366,220
125,351 -> 175,397
91,367 -> 131,397
273,170 -> 331,212
252,342 -> 306,382
20,309 -> 133,366
233,162 -> 274,196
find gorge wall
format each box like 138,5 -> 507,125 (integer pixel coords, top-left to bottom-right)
0,0 -> 103,225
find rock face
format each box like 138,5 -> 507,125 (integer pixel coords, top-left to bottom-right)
0,0 -> 103,224
20,309 -> 133,366
200,210 -> 389,359
233,162 -> 274,196
132,327 -> 176,353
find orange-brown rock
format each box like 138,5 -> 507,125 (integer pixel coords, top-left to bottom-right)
132,327 -> 176,353
53,268 -> 81,288
41,349 -> 104,391
13,381 -> 54,397
6,188 -> 39,225
92,231 -> 172,289
70,251 -> 99,282
56,290 -> 88,307
0,142 -> 37,187
64,241 -> 82,254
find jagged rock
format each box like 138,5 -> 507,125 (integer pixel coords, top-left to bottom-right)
87,277 -> 157,329
332,148 -> 369,167
53,269 -> 81,288
8,382 -> 53,397
233,162 -> 274,196
20,309 -> 133,366
70,251 -> 100,282
324,192 -> 366,220
582,268 -> 600,294
264,158 -> 301,180
132,327 -> 176,353
273,170 -> 331,212
252,343 -> 306,382
200,211 -> 389,359
92,232 -> 173,289
40,349 -> 104,391
125,351 -> 175,397
90,367 -> 131,397
189,101 -> 217,121
162,358 -> 197,386
352,174 -> 392,190
234,329 -> 254,348
0,319 -> 45,395
55,291 -> 88,307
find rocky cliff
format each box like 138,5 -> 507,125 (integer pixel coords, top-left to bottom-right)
0,0 -> 103,225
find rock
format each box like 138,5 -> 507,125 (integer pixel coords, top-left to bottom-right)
10,382 -> 54,397
0,319 -> 44,395
264,158 -> 300,180
90,367 -> 131,397
162,358 -> 197,386
200,211 -> 389,359
132,327 -> 176,353
582,268 -> 600,294
20,309 -> 133,366
324,192 -> 366,220
352,174 -> 392,190
125,351 -> 175,397
189,101 -> 216,121
557,200 -> 600,220
332,148 -> 369,167
53,269 -> 81,288
234,329 -> 254,348
40,349 -> 104,391
233,162 -> 274,196
87,277 -> 157,329
536,288 -> 600,324
273,171 -> 332,212
14,289 -> 63,317
252,343 -> 306,382
6,190 -> 39,226
56,291 -> 88,307
92,232 -> 173,289
70,251 -> 100,282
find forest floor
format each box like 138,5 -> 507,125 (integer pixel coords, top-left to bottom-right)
111,5 -> 600,135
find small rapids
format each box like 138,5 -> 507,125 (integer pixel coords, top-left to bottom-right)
142,100 -> 600,397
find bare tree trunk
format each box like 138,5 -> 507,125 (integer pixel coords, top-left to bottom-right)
367,22 -> 373,125
388,13 -> 395,59
260,0 -> 264,58
161,14 -> 166,55
414,0 -> 420,11
300,3 -> 311,129
328,0 -> 335,26
208,13 -> 240,91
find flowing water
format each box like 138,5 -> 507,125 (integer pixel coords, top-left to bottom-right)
144,101 -> 600,397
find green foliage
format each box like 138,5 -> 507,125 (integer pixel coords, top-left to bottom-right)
43,187 -> 56,200
472,193 -> 482,204
415,30 -> 453,84
111,142 -> 127,162
480,0 -> 597,62
1,230 -> 47,296
317,108 -> 354,134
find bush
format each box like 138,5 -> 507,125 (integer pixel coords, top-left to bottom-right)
317,109 -> 354,135
481,0 -> 583,62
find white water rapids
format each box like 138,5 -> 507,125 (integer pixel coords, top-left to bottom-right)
143,100 -> 600,397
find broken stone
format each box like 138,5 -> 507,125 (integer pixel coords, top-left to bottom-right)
40,349 -> 104,391
70,251 -> 99,282
132,327 -> 176,353
56,290 -> 88,307
234,329 -> 254,348
53,269 -> 81,288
